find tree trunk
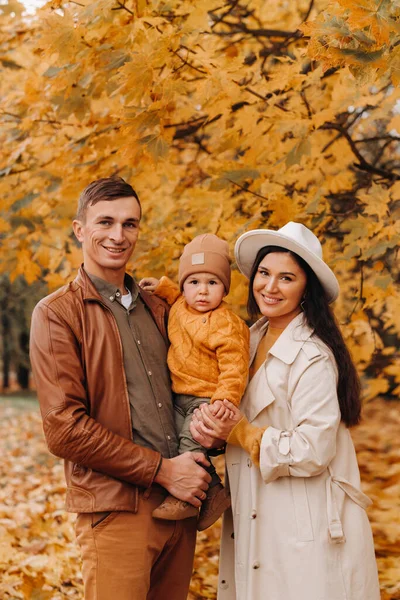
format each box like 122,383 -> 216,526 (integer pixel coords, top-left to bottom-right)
2,312 -> 10,391
1,279 -> 10,391
17,331 -> 30,389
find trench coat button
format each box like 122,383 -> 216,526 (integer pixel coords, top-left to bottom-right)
247,458 -> 252,468
252,561 -> 260,569
202,317 -> 206,323
115,291 -> 121,297
109,295 -> 114,301
251,510 -> 257,519
219,579 -> 229,590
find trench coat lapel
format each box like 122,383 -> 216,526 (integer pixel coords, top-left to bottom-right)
249,317 -> 269,365
245,314 -> 315,423
250,313 -> 315,365
268,312 -> 314,364
243,371 -> 275,423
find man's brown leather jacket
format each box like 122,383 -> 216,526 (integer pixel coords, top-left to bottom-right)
30,267 -> 169,513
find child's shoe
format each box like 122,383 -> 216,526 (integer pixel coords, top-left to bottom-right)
197,483 -> 231,531
152,495 -> 198,521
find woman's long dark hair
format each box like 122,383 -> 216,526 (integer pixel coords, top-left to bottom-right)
247,246 -> 361,427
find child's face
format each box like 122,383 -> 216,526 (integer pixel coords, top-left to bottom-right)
182,272 -> 226,312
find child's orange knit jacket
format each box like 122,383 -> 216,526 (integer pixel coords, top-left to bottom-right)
154,276 -> 249,406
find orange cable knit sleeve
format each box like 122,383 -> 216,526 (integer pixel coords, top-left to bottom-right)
153,276 -> 181,306
227,417 -> 267,467
208,309 -> 250,406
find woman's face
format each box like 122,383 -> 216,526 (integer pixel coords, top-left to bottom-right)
252,251 -> 307,328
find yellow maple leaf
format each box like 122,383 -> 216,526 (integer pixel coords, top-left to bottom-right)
114,55 -> 154,105
12,249 -> 41,284
363,377 -> 390,401
38,10 -> 83,63
341,0 -> 392,45
358,184 -> 391,219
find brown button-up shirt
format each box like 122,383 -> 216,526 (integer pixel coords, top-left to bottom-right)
88,272 -> 178,459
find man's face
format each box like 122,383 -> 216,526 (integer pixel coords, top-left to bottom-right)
73,197 -> 141,281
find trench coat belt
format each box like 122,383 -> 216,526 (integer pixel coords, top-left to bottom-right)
326,466 -> 372,543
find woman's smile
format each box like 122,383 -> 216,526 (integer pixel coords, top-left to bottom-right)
260,294 -> 282,305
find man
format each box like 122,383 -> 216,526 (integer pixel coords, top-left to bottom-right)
30,177 -> 211,600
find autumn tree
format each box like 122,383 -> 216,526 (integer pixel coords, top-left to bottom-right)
0,275 -> 45,390
1,0 -> 399,399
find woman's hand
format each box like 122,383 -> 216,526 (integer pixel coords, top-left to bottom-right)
138,277 -> 159,292
192,400 -> 243,442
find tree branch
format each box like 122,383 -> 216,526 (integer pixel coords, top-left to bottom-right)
193,135 -> 211,154
226,179 -> 269,201
216,19 -> 300,39
301,90 -> 312,118
210,0 -> 241,29
321,122 -> 400,180
1,110 -> 22,121
321,108 -> 369,153
171,49 -> 207,74
243,86 -> 289,111
112,0 -> 134,15
355,135 -> 400,143
301,0 -> 315,23
373,138 -> 395,167
346,261 -> 364,323
165,116 -> 207,129
172,114 -> 222,140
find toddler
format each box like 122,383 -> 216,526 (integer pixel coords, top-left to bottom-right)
140,234 -> 249,530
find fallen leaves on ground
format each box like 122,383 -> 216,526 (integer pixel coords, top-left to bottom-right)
0,398 -> 398,599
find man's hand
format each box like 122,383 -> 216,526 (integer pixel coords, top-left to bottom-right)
154,452 -> 211,508
139,277 -> 159,292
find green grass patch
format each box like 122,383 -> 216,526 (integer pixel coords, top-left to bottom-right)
0,393 -> 38,411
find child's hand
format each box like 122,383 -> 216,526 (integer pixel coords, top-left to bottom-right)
194,400 -> 243,441
211,400 -> 234,421
139,277 -> 159,292
209,401 -> 223,417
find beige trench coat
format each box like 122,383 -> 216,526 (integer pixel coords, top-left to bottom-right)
218,314 -> 380,600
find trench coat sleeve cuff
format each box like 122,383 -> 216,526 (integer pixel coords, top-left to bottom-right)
259,427 -> 291,483
227,417 -> 266,467
154,277 -> 181,305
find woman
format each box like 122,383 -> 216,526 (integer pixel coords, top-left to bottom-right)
190,222 -> 380,600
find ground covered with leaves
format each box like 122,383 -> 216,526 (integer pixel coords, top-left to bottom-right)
0,397 -> 398,600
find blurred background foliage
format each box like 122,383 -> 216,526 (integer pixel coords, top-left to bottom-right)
0,0 -> 399,399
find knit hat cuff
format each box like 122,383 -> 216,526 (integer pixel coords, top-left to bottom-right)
179,251 -> 231,293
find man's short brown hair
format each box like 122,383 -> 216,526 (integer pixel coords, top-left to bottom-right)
76,176 -> 141,221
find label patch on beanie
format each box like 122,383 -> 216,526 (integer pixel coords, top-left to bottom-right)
192,252 -> 205,265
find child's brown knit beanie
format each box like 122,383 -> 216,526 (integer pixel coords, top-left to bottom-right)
178,234 -> 231,293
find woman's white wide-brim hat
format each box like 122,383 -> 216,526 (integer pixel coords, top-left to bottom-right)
234,221 -> 339,303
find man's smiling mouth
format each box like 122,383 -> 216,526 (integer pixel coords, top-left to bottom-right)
103,246 -> 127,253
